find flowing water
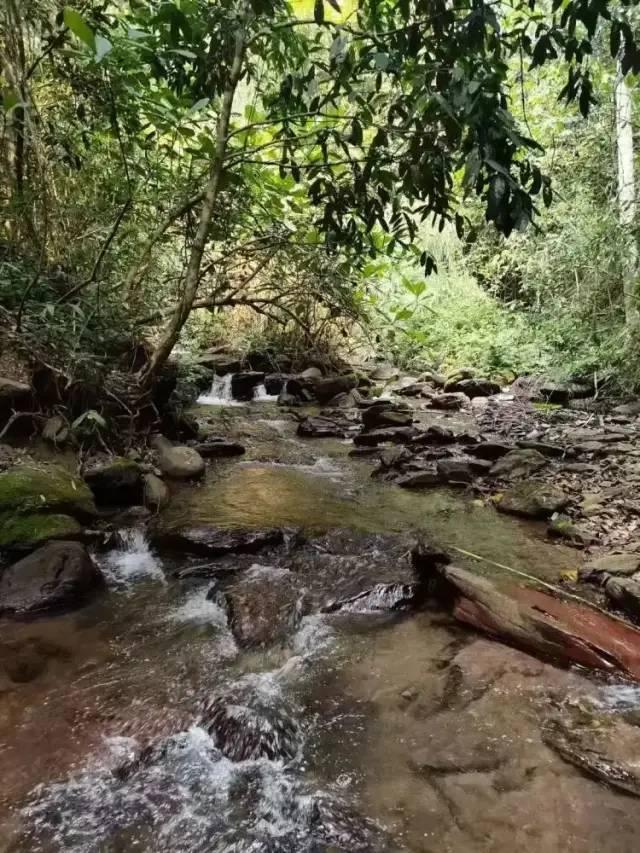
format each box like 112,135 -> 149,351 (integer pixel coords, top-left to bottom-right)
3,399 -> 640,851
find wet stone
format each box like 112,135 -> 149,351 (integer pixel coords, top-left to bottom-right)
194,438 -> 246,458
353,426 -> 416,446
497,482 -> 568,519
297,415 -> 356,439
490,448 -> 548,479
152,526 -> 284,557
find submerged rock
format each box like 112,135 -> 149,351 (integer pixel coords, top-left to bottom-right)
0,540 -> 103,614
153,525 -> 284,557
221,565 -> 305,647
194,438 -> 246,458
497,482 -> 568,519
151,434 -> 205,479
84,457 -> 143,506
322,582 -> 420,614
199,692 -> 301,762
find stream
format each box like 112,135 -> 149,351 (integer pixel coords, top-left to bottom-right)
2,394 -> 640,851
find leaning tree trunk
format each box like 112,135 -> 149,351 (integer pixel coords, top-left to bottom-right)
615,58 -> 639,329
142,20 -> 247,382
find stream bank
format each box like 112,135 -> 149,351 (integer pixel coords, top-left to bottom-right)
2,366 -> 640,850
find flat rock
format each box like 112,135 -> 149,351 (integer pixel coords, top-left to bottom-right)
517,439 -> 565,458
396,467 -> 440,489
153,525 -> 284,557
194,438 -> 245,458
490,448 -> 547,479
430,392 -> 469,410
362,406 -> 412,430
0,541 -> 103,614
297,415 -> 355,438
497,481 -> 568,518
151,434 -> 205,479
436,458 -> 474,484
580,552 -> 640,583
369,364 -> 399,381
395,382 -> 433,398
353,426 -> 416,446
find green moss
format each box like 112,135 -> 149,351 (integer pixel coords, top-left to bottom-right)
0,465 -> 96,518
532,402 -> 561,413
0,512 -> 82,549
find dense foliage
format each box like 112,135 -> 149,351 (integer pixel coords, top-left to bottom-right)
1,0 -> 640,389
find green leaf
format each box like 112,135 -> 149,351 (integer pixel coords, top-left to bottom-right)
95,35 -> 112,62
63,7 -> 95,49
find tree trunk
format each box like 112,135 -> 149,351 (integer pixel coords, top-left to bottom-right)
142,20 -> 247,381
615,58 -> 639,328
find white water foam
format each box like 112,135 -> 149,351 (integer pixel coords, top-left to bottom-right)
253,383 -> 278,402
101,529 -> 166,588
168,589 -> 238,658
596,682 -> 640,711
197,374 -> 243,406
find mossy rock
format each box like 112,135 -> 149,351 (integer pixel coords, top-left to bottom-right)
84,457 -> 143,506
0,512 -> 82,550
0,465 -> 96,519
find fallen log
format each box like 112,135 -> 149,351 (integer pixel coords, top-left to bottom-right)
435,564 -> 640,681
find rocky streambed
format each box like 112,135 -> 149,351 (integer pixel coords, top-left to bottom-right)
3,370 -> 640,850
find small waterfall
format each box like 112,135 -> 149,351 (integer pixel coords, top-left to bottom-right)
101,528 -> 166,588
253,383 -> 278,402
198,374 -> 241,406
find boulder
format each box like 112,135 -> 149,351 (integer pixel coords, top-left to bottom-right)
230,371 -> 265,401
444,377 -> 501,397
84,457 -> 143,506
263,373 -> 289,395
194,438 -> 245,458
152,525 -> 284,557
194,351 -> 241,374
536,380 -> 593,405
0,541 -> 103,614
369,364 -> 399,381
430,392 -> 469,410
604,576 -> 640,618
143,473 -> 170,510
417,369 -> 447,387
42,415 -> 69,446
490,448 -> 547,479
436,458 -> 474,485
0,464 -> 96,518
613,400 -> 640,418
220,565 -> 304,647
300,366 -> 323,381
151,434 -> 205,479
469,440 -> 513,461
313,374 -> 358,404
0,512 -> 82,550
324,390 -> 361,408
445,367 -> 475,384
497,482 -> 568,519
199,691 -> 300,762
362,406 -> 412,430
